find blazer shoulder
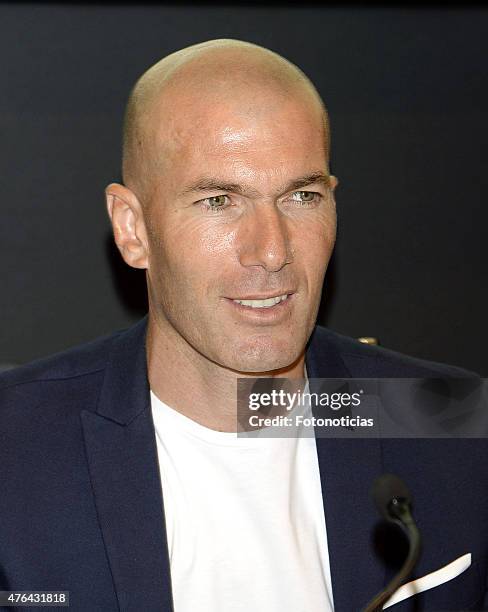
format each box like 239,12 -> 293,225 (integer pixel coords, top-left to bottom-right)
0,326 -> 125,392
311,325 -> 479,378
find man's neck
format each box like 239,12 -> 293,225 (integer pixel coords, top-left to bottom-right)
145,315 -> 306,432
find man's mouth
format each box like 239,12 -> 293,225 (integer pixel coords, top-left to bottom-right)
231,293 -> 291,309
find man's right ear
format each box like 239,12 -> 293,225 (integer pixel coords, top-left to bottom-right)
105,183 -> 149,270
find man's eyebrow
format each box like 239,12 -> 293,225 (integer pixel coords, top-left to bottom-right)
179,171 -> 331,199
285,172 -> 331,192
180,179 -> 261,198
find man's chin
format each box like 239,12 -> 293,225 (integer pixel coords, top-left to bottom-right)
221,341 -> 304,375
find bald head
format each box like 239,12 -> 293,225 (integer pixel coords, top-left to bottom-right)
121,39 -> 330,200
107,39 -> 338,378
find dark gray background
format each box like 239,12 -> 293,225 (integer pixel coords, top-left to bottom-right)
1,4 -> 486,374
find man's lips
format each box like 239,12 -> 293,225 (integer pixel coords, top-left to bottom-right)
223,292 -> 294,315
226,291 -> 296,300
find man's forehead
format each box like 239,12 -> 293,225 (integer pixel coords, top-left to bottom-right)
165,153 -> 331,203
146,87 -> 327,158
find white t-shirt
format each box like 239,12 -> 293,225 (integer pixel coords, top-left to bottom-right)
150,381 -> 334,612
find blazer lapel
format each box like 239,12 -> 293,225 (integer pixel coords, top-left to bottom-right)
81,317 -> 174,612
305,327 -> 385,611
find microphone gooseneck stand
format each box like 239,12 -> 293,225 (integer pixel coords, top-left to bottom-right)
363,474 -> 421,612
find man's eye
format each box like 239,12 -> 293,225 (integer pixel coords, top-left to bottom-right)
201,194 -> 230,212
290,191 -> 320,203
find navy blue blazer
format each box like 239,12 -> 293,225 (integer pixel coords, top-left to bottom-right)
1,316 -> 487,611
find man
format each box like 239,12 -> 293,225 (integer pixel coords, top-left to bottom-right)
0,39 -> 486,611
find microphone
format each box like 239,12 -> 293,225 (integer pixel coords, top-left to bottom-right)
363,474 -> 421,612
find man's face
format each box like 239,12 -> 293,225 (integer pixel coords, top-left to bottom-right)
143,88 -> 337,372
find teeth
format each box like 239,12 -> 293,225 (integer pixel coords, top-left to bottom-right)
233,294 -> 289,308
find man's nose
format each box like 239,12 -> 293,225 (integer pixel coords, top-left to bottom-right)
238,204 -> 293,272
